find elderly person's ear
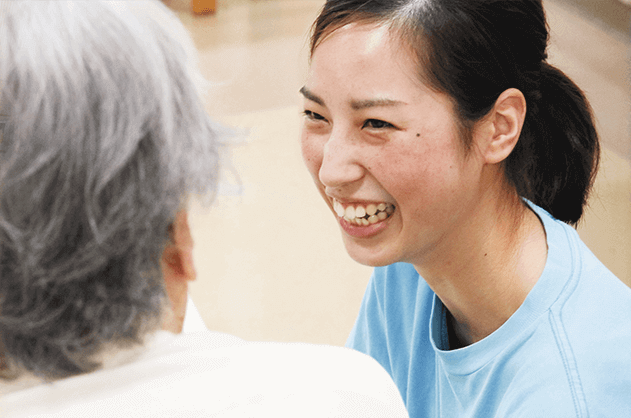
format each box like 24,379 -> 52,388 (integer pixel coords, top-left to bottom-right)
161,210 -> 196,333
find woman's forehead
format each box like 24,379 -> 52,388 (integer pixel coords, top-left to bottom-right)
315,22 -> 395,56
308,24 -> 426,101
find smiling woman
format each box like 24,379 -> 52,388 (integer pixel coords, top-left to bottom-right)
301,23 -> 503,269
301,0 -> 631,417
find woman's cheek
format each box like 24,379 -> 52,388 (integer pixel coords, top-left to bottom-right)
300,131 -> 325,178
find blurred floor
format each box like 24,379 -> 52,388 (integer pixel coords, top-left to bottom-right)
551,0 -> 630,35
166,0 -> 631,346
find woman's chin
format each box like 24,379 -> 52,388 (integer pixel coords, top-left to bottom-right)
342,240 -> 397,268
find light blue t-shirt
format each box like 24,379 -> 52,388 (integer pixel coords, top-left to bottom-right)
347,203 -> 631,417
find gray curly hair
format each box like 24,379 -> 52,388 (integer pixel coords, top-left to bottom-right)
0,0 -> 219,379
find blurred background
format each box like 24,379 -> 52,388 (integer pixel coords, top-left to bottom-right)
164,0 -> 630,346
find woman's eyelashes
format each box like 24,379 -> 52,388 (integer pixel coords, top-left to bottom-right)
303,110 -> 327,122
362,119 -> 395,130
303,110 -> 396,132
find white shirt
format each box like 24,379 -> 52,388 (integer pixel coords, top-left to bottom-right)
1,300 -> 408,417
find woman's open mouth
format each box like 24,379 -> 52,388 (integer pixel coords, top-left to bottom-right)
333,199 -> 395,226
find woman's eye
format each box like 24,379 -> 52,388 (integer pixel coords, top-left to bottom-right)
362,119 -> 394,129
303,110 -> 327,122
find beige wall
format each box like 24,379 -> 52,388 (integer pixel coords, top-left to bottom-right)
171,0 -> 631,346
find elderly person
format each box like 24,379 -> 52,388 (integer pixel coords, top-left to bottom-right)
0,1 -> 407,416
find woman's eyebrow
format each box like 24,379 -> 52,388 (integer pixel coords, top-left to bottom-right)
299,86 -> 324,106
350,98 -> 407,111
299,86 -> 407,110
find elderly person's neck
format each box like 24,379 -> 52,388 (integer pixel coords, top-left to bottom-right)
0,210 -> 195,387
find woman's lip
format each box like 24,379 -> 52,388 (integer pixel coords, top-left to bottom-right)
329,197 -> 393,206
338,215 -> 390,238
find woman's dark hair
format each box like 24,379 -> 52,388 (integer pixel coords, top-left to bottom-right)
310,0 -> 599,225
0,1 -> 219,379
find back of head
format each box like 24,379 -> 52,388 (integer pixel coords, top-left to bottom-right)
0,0 -> 218,379
311,0 -> 599,225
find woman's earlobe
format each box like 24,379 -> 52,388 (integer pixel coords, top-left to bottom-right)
483,88 -> 527,165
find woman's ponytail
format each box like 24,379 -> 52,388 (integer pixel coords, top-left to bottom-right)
506,62 -> 600,225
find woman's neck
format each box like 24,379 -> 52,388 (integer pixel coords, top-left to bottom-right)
415,194 -> 548,347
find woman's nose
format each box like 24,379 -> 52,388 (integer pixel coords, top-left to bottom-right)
318,129 -> 364,190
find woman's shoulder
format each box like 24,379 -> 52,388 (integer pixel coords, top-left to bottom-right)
528,201 -> 625,292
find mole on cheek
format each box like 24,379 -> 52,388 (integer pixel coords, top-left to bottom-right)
416,133 -> 420,137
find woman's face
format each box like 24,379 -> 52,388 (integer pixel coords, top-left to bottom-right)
300,23 -> 486,268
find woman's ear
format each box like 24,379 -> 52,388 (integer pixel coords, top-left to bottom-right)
161,210 -> 196,333
476,88 -> 527,165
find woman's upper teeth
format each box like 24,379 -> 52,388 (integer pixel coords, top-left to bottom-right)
333,199 -> 395,223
